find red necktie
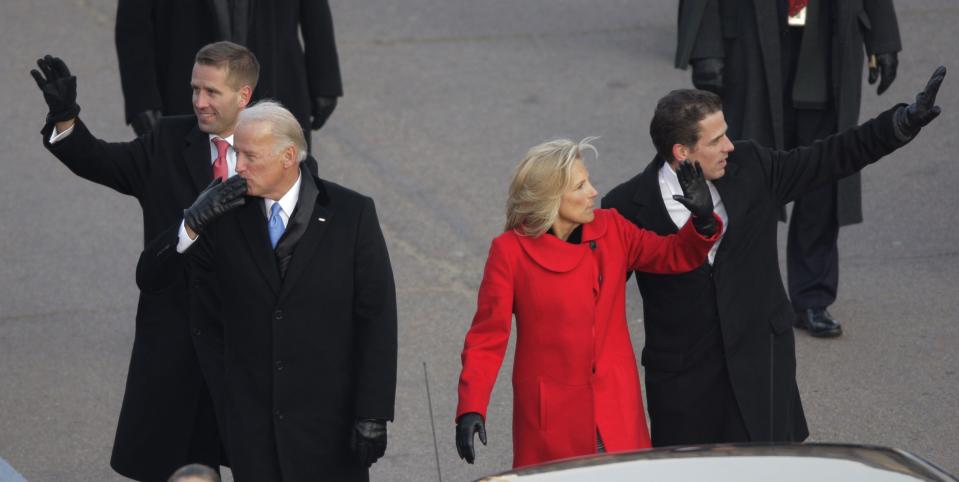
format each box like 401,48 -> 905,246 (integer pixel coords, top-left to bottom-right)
788,0 -> 808,17
212,137 -> 230,181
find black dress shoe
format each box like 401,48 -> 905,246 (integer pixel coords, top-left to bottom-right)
794,308 -> 843,338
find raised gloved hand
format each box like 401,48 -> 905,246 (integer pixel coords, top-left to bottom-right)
893,65 -> 946,140
691,58 -> 724,96
868,52 -> 898,96
672,160 -> 717,236
350,418 -> 387,468
30,55 -> 81,124
310,96 -> 338,130
455,412 -> 487,464
183,176 -> 247,235
131,109 -> 161,137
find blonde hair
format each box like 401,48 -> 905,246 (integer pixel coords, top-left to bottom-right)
505,137 -> 598,236
238,100 -> 308,162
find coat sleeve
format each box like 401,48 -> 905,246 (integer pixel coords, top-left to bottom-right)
611,208 -> 721,274
351,198 -> 398,421
41,118 -> 152,198
761,105 -> 908,205
136,222 -> 187,293
456,236 -> 515,420
862,0 -> 902,54
300,0 -> 344,98
115,0 -> 162,124
675,0 -> 723,68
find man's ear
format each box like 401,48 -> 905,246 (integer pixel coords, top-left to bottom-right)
238,85 -> 253,108
671,143 -> 689,163
282,145 -> 297,169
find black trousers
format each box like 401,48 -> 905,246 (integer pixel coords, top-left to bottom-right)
781,26 -> 840,311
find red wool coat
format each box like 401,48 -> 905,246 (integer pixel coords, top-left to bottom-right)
457,208 -> 721,467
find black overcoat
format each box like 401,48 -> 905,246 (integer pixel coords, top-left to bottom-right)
139,174 -> 398,481
115,0 -> 343,132
675,0 -> 901,225
603,106 -> 908,442
41,116 -> 224,481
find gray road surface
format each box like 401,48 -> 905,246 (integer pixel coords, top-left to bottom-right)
1,1 -> 957,480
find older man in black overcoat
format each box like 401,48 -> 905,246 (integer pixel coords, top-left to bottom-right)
603,70 -> 944,446
31,42 -> 326,481
137,101 -> 397,481
675,0 -> 902,336
116,0 -> 343,139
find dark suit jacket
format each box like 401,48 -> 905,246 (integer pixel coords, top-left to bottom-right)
42,116 -> 224,480
115,0 -> 343,132
675,0 -> 901,226
602,106 -> 908,443
138,173 -> 397,481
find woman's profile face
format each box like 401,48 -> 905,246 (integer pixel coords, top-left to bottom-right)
557,159 -> 599,228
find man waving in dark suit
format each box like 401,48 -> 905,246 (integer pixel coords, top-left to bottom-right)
137,101 -> 397,481
602,68 -> 944,446
31,42 -> 317,481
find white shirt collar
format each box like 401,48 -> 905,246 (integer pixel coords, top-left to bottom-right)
264,170 -> 302,221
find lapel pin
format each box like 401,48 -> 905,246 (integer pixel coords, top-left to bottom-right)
317,217 -> 326,222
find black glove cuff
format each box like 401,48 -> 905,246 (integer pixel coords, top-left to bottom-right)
692,214 -> 717,237
892,106 -> 916,142
46,104 -> 80,124
183,208 -> 201,236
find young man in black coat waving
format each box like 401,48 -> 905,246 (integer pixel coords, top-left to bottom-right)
603,68 -> 944,446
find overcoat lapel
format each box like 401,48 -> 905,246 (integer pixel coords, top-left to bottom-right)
278,176 -> 332,304
711,161 -> 741,260
236,199 -> 282,295
183,125 -> 213,193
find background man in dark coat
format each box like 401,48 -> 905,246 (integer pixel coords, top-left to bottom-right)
30,42 -> 293,481
603,70 -> 944,446
138,101 -> 397,481
675,0 -> 902,336
116,0 -> 343,142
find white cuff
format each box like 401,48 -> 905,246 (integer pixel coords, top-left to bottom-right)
49,124 -> 75,144
177,219 -> 198,253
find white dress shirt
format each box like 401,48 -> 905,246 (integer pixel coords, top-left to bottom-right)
658,162 -> 729,265
177,170 -> 302,253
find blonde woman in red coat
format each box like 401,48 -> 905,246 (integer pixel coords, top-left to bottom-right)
454,138 -> 724,468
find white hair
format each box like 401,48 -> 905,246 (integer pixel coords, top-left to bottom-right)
238,100 -> 308,162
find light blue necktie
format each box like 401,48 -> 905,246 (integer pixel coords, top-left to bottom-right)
268,203 -> 285,248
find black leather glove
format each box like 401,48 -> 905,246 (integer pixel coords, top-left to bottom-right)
350,418 -> 387,468
868,52 -> 898,96
310,96 -> 338,130
672,160 -> 716,236
30,55 -> 81,124
183,176 -> 247,235
893,65 -> 946,141
691,58 -> 724,96
131,109 -> 161,137
455,412 -> 486,464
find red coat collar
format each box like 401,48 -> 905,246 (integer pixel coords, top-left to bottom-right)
515,209 -> 609,273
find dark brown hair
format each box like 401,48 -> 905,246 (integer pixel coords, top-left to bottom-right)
649,89 -> 722,162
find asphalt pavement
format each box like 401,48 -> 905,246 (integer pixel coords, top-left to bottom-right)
1,1 -> 957,480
